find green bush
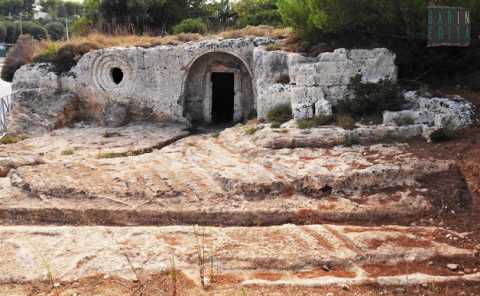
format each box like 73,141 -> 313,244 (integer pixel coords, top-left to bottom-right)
266,104 -> 292,124
343,134 -> 360,147
4,21 -> 19,43
71,17 -> 92,37
430,128 -> 455,143
297,114 -> 333,129
335,114 -> 355,130
1,34 -> 34,82
270,122 -> 282,129
173,18 -> 207,35
336,75 -> 405,120
393,115 -> 415,126
21,22 -> 47,40
0,22 -> 6,42
244,126 -> 258,135
0,134 -> 27,144
45,21 -> 65,40
33,42 -> 100,74
234,0 -> 282,27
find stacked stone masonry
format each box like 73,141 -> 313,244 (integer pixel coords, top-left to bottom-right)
10,38 -> 398,134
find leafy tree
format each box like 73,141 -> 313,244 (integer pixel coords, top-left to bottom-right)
0,22 -> 6,42
21,21 -> 48,40
234,0 -> 281,27
40,0 -> 83,18
45,21 -> 65,40
4,21 -> 19,43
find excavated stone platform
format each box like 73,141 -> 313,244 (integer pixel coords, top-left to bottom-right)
0,224 -> 478,288
0,123 -> 469,226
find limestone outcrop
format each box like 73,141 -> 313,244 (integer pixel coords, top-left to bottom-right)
10,38 -> 397,134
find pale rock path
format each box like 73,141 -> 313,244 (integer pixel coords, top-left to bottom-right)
0,224 -> 477,287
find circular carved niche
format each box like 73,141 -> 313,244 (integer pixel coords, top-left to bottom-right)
92,54 -> 135,94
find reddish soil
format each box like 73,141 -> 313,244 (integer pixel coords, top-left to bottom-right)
295,266 -> 356,279
365,235 -> 433,250
3,273 -> 480,296
362,256 -> 480,277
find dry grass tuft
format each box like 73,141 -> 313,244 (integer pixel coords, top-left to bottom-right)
220,26 -> 290,39
33,32 -> 205,61
33,26 -> 291,61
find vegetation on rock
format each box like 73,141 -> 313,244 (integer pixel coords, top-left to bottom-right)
337,75 -> 405,120
266,104 -> 292,124
1,34 -> 34,82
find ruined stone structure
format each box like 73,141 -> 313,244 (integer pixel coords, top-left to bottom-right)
10,38 -> 397,134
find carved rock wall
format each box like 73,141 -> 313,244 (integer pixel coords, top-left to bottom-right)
10,38 -> 397,134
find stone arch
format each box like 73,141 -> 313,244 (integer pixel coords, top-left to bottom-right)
182,51 -> 255,125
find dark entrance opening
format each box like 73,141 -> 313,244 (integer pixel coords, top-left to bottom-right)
111,67 -> 124,85
211,72 -> 234,124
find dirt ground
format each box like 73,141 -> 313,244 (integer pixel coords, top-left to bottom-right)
1,272 -> 480,296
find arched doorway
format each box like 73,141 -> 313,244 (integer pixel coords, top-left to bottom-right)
182,52 -> 255,125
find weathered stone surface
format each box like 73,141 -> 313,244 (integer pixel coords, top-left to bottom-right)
9,64 -> 82,135
256,121 -> 427,149
0,123 -> 468,227
384,91 -> 475,129
0,224 -> 476,287
254,48 -> 397,119
10,39 -> 397,133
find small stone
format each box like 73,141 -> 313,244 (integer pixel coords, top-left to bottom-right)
341,284 -> 349,291
103,274 -> 110,279
326,293 -> 334,296
394,287 -> 406,294
53,282 -> 61,288
421,283 -> 429,288
447,263 -> 460,271
322,264 -> 332,272
464,268 -> 472,274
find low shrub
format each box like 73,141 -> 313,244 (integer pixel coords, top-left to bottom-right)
1,35 -> 35,82
266,43 -> 282,51
244,126 -> 258,135
335,114 -> 355,130
430,128 -> 455,143
297,115 -> 333,129
0,134 -> 27,145
381,131 -> 402,144
33,42 -> 100,74
337,75 -> 406,120
266,104 -> 292,124
430,119 -> 457,143
270,122 -> 282,129
61,149 -> 75,155
173,18 -> 207,35
343,135 -> 360,147
393,115 -> 415,126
